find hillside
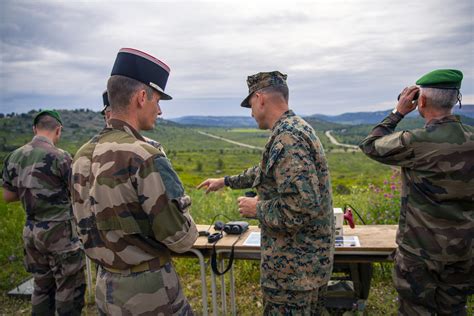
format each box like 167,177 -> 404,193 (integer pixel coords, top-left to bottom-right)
332,115 -> 474,145
170,116 -> 257,127
307,104 -> 474,125
0,110 -> 188,163
2,109 -> 472,161
170,115 -> 346,131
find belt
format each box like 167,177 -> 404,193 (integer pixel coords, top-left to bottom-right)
102,255 -> 170,275
104,261 -> 153,274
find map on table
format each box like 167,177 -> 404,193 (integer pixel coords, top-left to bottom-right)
335,236 -> 360,247
243,232 -> 260,246
244,232 -> 360,247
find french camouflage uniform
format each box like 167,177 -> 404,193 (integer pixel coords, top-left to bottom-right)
359,112 -> 474,315
2,135 -> 86,316
106,121 -> 166,156
71,119 -> 198,315
227,110 -> 334,315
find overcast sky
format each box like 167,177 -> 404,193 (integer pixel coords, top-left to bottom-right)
1,0 -> 473,118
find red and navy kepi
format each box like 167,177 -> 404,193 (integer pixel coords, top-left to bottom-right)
111,48 -> 172,100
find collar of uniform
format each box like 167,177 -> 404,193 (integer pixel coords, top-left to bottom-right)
424,115 -> 460,128
108,119 -> 146,142
271,110 -> 295,132
32,135 -> 54,146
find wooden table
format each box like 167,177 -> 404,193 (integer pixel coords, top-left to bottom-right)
195,224 -> 396,250
192,224 -> 398,315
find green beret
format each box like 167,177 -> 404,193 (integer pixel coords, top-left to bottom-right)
416,69 -> 463,89
33,110 -> 63,126
241,71 -> 288,108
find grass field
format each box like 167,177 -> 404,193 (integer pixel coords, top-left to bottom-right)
0,116 -> 472,315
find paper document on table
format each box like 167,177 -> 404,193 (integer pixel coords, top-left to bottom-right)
243,232 -> 261,246
335,236 -> 360,247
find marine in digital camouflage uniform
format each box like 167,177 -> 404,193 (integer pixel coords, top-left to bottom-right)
71,48 -> 198,315
2,110 -> 85,316
198,71 -> 334,315
359,69 -> 474,315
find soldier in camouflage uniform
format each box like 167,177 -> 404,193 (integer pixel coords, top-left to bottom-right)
101,90 -> 166,154
2,110 -> 86,316
359,69 -> 474,315
71,48 -> 198,315
198,71 -> 334,315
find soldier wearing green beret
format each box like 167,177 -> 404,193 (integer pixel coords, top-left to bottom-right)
199,71 -> 334,315
359,69 -> 473,315
2,110 -> 86,315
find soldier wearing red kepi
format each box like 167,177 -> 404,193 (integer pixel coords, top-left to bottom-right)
71,48 -> 198,315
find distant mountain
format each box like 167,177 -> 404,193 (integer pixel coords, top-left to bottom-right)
170,115 -> 346,130
170,116 -> 257,128
455,104 -> 474,118
170,105 -> 474,128
303,118 -> 346,131
307,110 -> 391,125
307,104 -> 474,125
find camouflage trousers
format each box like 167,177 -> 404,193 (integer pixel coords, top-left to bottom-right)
393,248 -> 474,316
23,220 -> 86,316
262,285 -> 328,316
96,262 -> 194,315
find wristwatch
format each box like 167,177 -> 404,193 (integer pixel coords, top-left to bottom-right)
224,176 -> 230,187
392,108 -> 404,118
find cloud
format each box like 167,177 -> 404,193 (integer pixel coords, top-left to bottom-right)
1,0 -> 473,115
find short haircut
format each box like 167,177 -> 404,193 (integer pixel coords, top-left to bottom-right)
258,85 -> 289,103
34,115 -> 61,131
107,75 -> 155,112
421,87 -> 458,111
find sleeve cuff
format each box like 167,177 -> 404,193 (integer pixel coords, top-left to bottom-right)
391,109 -> 405,120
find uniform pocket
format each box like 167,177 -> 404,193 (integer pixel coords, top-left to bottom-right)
55,250 -> 85,277
393,250 -> 437,308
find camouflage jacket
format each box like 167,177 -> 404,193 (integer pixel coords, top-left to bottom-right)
105,122 -> 166,156
360,113 -> 474,261
71,119 -> 198,270
2,135 -> 73,222
228,110 -> 334,291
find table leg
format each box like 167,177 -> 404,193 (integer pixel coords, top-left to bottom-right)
220,257 -> 227,314
211,267 -> 218,316
230,263 -> 236,316
188,249 -> 209,316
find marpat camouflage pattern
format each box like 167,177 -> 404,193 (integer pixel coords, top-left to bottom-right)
228,110 -> 334,292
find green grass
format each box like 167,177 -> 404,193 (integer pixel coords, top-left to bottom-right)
1,118 -> 472,315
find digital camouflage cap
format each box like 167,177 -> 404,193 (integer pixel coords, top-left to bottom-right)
241,71 -> 288,108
